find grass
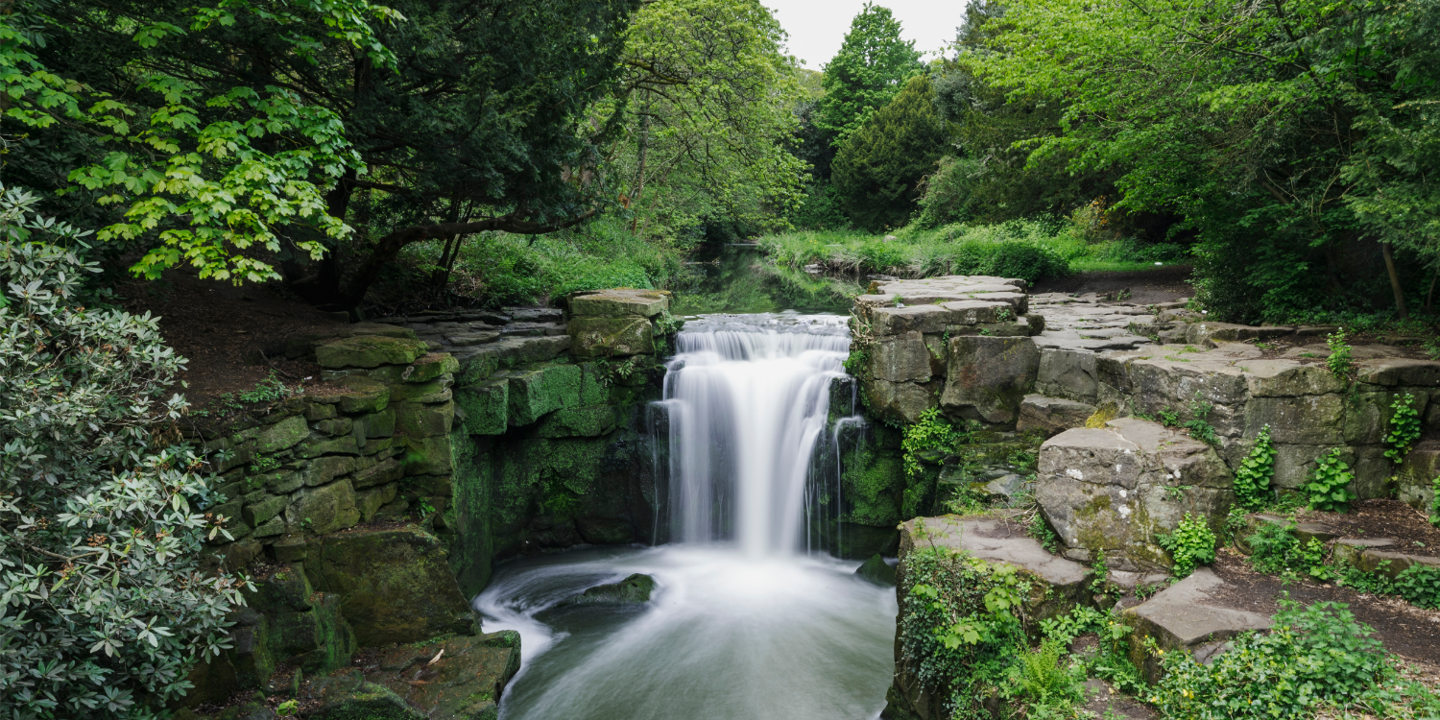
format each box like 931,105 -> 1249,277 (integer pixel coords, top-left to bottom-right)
757,218 -> 1191,285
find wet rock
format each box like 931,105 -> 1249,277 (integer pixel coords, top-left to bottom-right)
855,554 -> 897,586
557,573 -> 657,607
348,632 -> 522,720
306,527 -> 478,646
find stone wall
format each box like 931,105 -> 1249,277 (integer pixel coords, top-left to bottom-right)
184,288 -> 678,714
852,276 -> 1440,571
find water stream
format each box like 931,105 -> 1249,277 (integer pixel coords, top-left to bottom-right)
475,312 -> 895,720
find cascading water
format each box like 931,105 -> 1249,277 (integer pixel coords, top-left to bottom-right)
658,313 -> 852,553
475,312 -> 894,720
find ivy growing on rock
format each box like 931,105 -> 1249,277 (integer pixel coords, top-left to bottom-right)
1154,513 -> 1216,579
1233,425 -> 1276,510
1305,448 -> 1357,512
1382,393 -> 1421,463
0,187 -> 248,718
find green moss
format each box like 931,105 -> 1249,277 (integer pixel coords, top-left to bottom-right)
843,447 -> 903,526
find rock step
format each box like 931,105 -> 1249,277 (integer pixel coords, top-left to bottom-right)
1123,567 -> 1272,682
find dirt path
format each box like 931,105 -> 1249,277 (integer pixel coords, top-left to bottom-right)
1032,266 -> 1194,305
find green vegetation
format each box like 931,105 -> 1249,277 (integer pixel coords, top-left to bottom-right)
812,3 -> 922,147
0,190 -> 247,718
902,408 -> 960,480
832,75 -> 950,231
1233,426 -> 1277,510
1305,449 -> 1358,512
1383,394 -> 1422,463
1327,329 -> 1356,380
1155,513 -> 1217,579
1247,519 -> 1333,582
1150,600 -> 1439,719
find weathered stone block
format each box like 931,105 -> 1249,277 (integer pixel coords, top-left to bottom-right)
863,378 -> 936,425
455,379 -> 508,435
1356,358 -> 1440,386
1016,394 -> 1097,435
1036,348 -> 1099,403
388,377 -> 452,403
296,435 -> 360,459
304,455 -> 357,488
508,363 -> 583,426
304,402 -> 338,421
256,415 -> 309,454
1037,418 -> 1234,571
940,335 -> 1040,424
568,316 -> 654,358
1124,568 -> 1272,683
869,304 -> 953,336
1246,393 -> 1345,445
243,495 -> 288,527
253,516 -> 286,538
315,335 -> 428,369
355,487 -> 388,522
1244,362 -> 1347,397
403,353 -> 459,383
868,331 -> 931,382
354,407 -> 396,439
351,457 -> 403,489
287,479 -> 360,535
402,436 -> 453,476
332,376 -> 390,414
569,288 -> 669,317
394,400 -> 454,439
306,527 -> 477,646
537,405 -> 617,438
267,470 -> 303,494
314,417 -> 354,437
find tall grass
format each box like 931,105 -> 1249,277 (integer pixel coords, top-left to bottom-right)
758,219 -> 1191,283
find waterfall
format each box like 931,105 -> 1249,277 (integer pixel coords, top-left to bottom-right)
655,312 -> 852,556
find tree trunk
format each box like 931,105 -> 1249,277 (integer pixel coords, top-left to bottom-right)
316,170 -> 357,300
1381,241 -> 1408,319
631,94 -> 651,234
1426,264 -> 1439,315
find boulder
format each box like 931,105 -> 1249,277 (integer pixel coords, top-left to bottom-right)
556,573 -> 657,607
454,379 -> 509,436
568,316 -> 654,357
537,405 -> 617,438
1017,394 -> 1097,435
307,527 -> 478,646
353,632 -> 521,720
855,554 -> 897,586
569,288 -> 670,317
300,672 -> 426,720
863,378 -> 936,425
315,335 -> 429,369
939,335 -> 1040,424
286,479 -> 360,535
507,363 -> 584,426
1036,348 -> 1100,402
868,331 -> 932,382
1036,418 -> 1235,572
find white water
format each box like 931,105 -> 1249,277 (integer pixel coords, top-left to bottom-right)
477,312 -> 894,720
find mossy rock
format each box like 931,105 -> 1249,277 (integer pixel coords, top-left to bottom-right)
568,316 -> 655,358
316,335 -> 429,369
302,672 -> 426,720
330,375 -> 391,414
257,415 -> 309,454
507,363 -> 583,426
537,405 -> 616,438
855,554 -> 897,586
556,573 -> 656,607
569,288 -> 669,317
455,379 -> 508,436
405,353 -> 459,383
307,527 -> 477,646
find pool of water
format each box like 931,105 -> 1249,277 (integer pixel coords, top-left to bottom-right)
476,545 -> 897,720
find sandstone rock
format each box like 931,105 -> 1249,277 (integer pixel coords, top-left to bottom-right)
315,335 -> 428,369
389,377 -> 453,403
939,335 -> 1040,424
303,456 -> 356,487
287,479 -> 360,535
868,331 -> 931,382
300,672 -> 426,720
351,457 -> 403,489
508,363 -> 583,426
256,415 -> 309,454
330,376 -> 390,414
537,405 -> 617,438
1356,358 -> 1440,386
354,407 -> 396,438
569,288 -> 669,317
307,527 -> 477,646
1244,394 -> 1345,445
863,378 -> 936,425
401,436 -> 453,476
1036,418 -> 1234,571
568,316 -> 654,357
403,353 -> 459,383
1017,394 -> 1097,435
1036,348 -> 1099,402
394,400 -> 454,438
869,304 -> 955,335
454,379 -> 508,435
242,495 -> 287,527
1123,568 -> 1272,683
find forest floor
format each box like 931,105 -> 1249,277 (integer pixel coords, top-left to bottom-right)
1031,265 -> 1194,305
116,268 -> 340,405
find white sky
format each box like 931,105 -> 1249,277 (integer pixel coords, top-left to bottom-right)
764,1 -> 964,70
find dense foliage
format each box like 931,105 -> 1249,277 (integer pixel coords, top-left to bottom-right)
0,188 -> 245,718
813,3 -> 922,147
832,76 -> 951,231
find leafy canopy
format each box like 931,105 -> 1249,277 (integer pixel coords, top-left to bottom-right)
815,2 -> 922,146
833,74 -> 951,230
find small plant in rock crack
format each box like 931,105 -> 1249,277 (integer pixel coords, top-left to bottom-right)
1158,407 -> 1180,427
1155,513 -> 1216,579
996,306 -> 1014,322
1233,425 -> 1276,509
1431,475 -> 1440,529
1028,509 -> 1061,555
1305,448 -> 1356,512
1182,393 -> 1218,445
1383,393 -> 1421,463
1090,548 -> 1119,597
1326,328 -> 1353,380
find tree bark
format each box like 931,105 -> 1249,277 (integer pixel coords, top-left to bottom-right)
338,211 -> 598,308
631,94 -> 651,234
1381,241 -> 1408,319
316,170 -> 357,299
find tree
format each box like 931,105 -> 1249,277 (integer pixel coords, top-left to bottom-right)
0,0 -> 401,284
0,186 -> 247,718
832,74 -> 950,230
963,0 -> 1440,322
612,0 -> 808,243
814,3 -> 922,147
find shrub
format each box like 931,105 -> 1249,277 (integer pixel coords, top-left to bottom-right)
1247,519 -> 1331,581
1233,425 -> 1276,509
1326,328 -> 1353,379
1155,513 -> 1217,578
1152,601 -> 1394,719
1305,448 -> 1356,512
0,187 -> 246,718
